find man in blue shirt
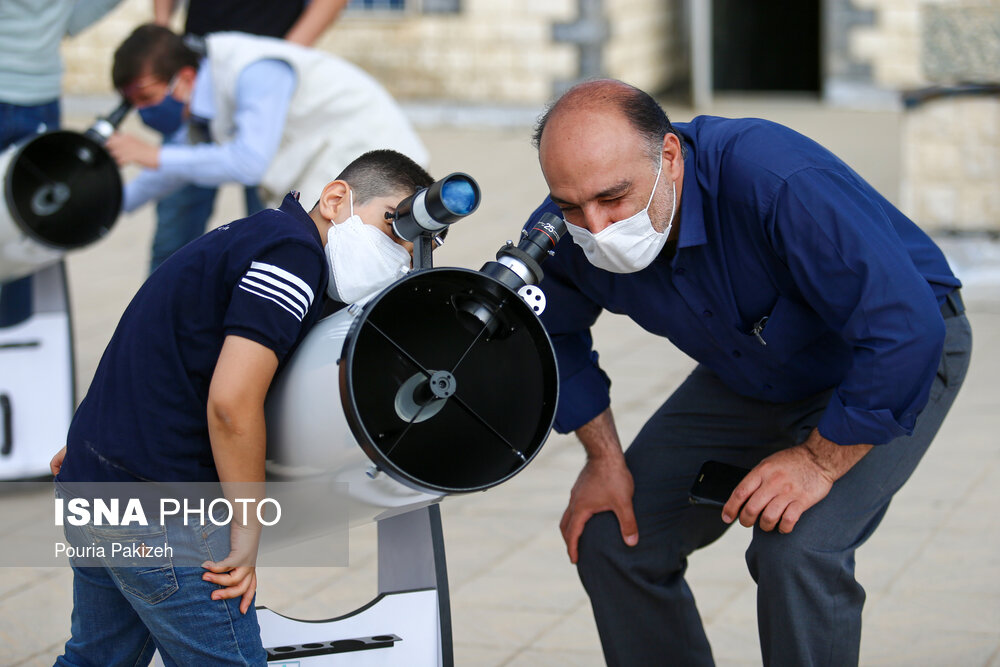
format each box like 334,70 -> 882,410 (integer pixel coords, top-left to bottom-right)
50,149 -> 433,666
528,79 -> 971,666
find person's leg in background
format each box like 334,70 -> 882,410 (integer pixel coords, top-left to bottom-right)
748,313 -> 972,667
575,365 -> 831,667
149,184 -> 266,274
244,185 -> 265,216
150,183 -> 218,273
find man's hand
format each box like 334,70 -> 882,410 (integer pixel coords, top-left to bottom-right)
560,454 -> 638,563
722,428 -> 872,533
105,133 -> 160,169
50,446 -> 66,476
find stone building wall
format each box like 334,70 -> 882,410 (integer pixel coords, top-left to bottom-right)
58,0 -> 680,106
900,97 -> 1000,232
869,0 -> 1000,232
849,0 -> 1000,90
604,0 -> 678,94
314,0 -> 577,105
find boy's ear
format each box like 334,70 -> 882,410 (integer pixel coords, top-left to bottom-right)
316,180 -> 351,222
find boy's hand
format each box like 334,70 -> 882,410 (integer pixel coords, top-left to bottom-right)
50,446 -> 66,476
201,560 -> 257,614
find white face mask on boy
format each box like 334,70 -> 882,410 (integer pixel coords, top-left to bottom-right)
565,157 -> 676,273
324,189 -> 411,304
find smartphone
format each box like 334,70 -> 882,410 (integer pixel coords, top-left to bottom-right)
688,461 -> 752,508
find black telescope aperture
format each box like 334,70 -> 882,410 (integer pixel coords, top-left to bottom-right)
5,130 -> 121,248
338,268 -> 558,495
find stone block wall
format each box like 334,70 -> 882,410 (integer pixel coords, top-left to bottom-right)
901,96 -> 1000,232
848,0 -> 1000,89
314,0 -> 577,105
57,0 -> 681,106
604,0 -> 679,94
873,1 -> 1000,232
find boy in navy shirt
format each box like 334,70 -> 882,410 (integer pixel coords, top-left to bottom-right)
50,149 -> 433,666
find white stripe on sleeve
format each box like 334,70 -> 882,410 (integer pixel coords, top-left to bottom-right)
249,261 -> 314,305
238,284 -> 304,322
241,277 -> 307,319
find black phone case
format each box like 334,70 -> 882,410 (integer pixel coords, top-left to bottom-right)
688,461 -> 752,508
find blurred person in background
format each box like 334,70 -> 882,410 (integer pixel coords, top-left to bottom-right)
105,23 -> 427,272
145,0 -> 349,272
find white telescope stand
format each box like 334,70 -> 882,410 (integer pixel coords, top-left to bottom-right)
152,504 -> 453,667
257,504 -> 452,666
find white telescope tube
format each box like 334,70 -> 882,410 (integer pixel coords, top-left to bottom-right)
265,267 -> 559,528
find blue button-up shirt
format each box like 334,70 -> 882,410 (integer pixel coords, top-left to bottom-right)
528,115 -> 960,447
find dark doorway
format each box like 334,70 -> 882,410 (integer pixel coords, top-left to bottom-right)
712,0 -> 821,92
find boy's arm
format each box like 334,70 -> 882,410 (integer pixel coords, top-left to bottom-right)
203,334 -> 279,614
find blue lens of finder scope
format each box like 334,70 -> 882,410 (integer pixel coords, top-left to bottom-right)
440,176 -> 479,215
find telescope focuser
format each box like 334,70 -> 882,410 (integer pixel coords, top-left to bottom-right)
455,212 -> 567,338
84,99 -> 132,144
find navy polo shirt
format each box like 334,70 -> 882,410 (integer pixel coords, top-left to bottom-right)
58,194 -> 327,483
529,115 -> 961,447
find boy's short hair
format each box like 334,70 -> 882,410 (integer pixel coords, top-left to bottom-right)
336,150 -> 433,205
113,24 -> 200,91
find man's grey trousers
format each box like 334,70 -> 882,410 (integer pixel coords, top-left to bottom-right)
576,312 -> 972,667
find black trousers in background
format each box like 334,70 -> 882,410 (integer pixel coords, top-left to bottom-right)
577,313 -> 972,667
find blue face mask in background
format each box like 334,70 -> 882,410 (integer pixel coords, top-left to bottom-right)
138,77 -> 185,136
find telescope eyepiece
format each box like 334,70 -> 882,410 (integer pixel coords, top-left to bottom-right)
390,172 -> 481,243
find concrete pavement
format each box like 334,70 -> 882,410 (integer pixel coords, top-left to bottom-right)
1,98 -> 998,666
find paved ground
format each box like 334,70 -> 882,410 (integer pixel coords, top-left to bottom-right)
1,97 -> 998,666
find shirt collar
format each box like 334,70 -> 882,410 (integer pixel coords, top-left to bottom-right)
279,192 -> 323,246
674,132 -> 708,251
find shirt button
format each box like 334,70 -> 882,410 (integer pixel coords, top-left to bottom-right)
703,309 -> 713,318
674,267 -> 686,276
732,350 -> 741,358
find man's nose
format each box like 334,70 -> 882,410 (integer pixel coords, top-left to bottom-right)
580,204 -> 614,234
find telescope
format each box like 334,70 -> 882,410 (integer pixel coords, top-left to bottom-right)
254,185 -> 568,665
0,100 -> 127,283
387,172 -> 480,268
0,101 -> 128,481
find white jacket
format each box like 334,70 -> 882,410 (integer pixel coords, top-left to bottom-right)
206,32 -> 428,204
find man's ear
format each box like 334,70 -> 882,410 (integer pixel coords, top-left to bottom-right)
662,132 -> 684,182
174,65 -> 199,104
316,180 -> 351,223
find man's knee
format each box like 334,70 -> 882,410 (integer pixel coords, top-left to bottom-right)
745,527 -> 853,588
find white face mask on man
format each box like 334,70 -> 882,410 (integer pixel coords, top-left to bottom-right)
324,189 -> 411,304
564,157 -> 677,273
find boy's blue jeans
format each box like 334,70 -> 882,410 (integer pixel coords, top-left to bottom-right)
55,512 -> 267,666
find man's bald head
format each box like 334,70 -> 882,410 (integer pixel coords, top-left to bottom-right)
532,79 -> 682,163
